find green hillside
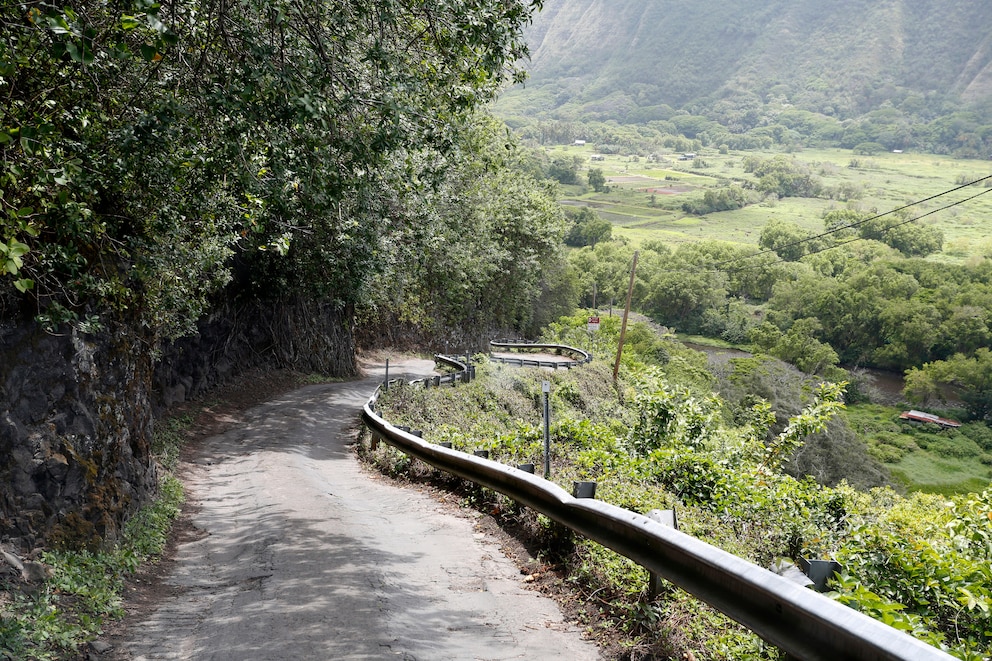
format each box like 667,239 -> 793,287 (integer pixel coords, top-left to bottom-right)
499,0 -> 992,155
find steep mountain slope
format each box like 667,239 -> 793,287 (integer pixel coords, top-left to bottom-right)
508,0 -> 992,121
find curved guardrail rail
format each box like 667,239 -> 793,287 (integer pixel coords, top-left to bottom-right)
489,339 -> 592,369
362,353 -> 955,661
381,354 -> 475,391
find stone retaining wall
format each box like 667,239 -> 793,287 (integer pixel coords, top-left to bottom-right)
0,315 -> 156,551
0,297 -> 356,552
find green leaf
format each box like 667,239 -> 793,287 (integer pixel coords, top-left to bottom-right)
9,241 -> 29,259
139,44 -> 159,61
120,15 -> 141,30
161,29 -> 179,47
44,15 -> 72,35
145,14 -> 165,32
0,132 -> 10,144
66,42 -> 83,63
14,278 -> 34,293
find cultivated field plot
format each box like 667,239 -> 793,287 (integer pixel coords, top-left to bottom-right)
553,144 -> 992,260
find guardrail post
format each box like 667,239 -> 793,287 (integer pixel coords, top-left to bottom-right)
572,481 -> 597,499
384,358 -> 389,391
799,558 -> 842,592
647,509 -> 678,598
542,381 -> 551,478
473,450 -> 489,459
439,442 -> 452,449
517,463 -> 535,473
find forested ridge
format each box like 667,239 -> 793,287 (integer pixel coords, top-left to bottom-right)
499,0 -> 992,157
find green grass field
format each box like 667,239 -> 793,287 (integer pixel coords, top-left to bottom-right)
552,144 -> 992,259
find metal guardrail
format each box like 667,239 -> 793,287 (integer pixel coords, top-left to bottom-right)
487,356 -> 583,369
362,351 -> 956,661
381,354 -> 475,391
488,340 -> 592,369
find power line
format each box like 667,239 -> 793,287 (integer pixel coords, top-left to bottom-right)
790,184 -> 992,264
694,173 -> 992,275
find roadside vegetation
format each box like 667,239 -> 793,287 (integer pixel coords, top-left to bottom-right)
369,313 -> 992,660
0,470 -> 183,660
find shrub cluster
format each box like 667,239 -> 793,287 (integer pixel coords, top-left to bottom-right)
372,319 -> 992,659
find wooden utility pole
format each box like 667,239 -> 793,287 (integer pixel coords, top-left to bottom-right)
613,250 -> 638,384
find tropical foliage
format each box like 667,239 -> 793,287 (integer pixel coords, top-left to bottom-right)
562,231 -> 992,414
1,0 -> 548,339
372,313 -> 992,659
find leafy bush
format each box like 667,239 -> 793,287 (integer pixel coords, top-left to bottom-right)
833,490 -> 992,656
870,442 -> 906,464
681,186 -> 748,215
928,434 -> 984,460
961,423 -> 992,451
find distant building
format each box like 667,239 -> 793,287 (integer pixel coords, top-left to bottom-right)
590,154 -> 605,161
899,410 -> 961,428
678,152 -> 696,160
574,140 -> 586,146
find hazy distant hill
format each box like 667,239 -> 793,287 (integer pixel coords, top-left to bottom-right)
499,0 -> 992,149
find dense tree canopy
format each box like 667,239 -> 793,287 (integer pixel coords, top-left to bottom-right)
563,206 -> 611,248
568,232 -> 992,410
905,350 -> 992,422
365,114 -> 569,338
1,0 -> 545,339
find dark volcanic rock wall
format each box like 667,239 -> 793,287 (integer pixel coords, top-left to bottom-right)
154,298 -> 357,411
1,296 -> 356,552
0,316 -> 157,552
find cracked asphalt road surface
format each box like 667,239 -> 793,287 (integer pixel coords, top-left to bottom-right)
120,358 -> 600,660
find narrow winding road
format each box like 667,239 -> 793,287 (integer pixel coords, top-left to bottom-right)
117,358 -> 600,660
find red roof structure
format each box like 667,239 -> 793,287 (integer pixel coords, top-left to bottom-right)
899,410 -> 961,428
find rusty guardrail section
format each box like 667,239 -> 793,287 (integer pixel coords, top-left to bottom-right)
362,353 -> 955,661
